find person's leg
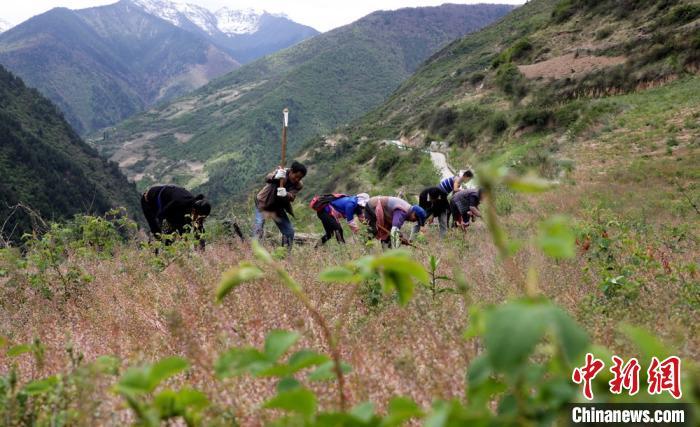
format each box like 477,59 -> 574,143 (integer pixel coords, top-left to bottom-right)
140,195 -> 161,238
273,211 -> 295,248
252,207 -> 265,240
317,210 -> 335,245
438,211 -> 448,237
333,218 -> 345,243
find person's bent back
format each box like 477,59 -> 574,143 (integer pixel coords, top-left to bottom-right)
140,185 -> 211,249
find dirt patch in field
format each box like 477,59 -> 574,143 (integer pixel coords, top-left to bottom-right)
518,54 -> 626,80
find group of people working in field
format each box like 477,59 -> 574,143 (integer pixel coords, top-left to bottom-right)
139,160 -> 482,250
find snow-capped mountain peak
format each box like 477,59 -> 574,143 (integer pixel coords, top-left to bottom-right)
129,0 -> 271,36
0,19 -> 13,33
129,0 -> 218,34
214,7 -> 264,35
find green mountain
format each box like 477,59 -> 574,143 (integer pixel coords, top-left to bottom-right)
0,2 -> 240,135
0,65 -> 140,242
95,4 -> 515,203
302,0 -> 700,197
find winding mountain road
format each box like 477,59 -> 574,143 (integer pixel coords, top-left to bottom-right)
382,139 -> 454,179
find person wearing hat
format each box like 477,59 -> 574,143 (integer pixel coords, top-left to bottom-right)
365,196 -> 427,247
312,193 -> 370,246
141,184 -> 211,250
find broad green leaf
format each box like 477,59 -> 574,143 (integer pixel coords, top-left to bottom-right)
484,302 -> 548,373
350,401 -> 375,423
252,240 -> 273,264
424,400 -> 451,427
536,216 -> 576,259
215,348 -> 270,378
264,330 -> 300,361
263,388 -> 317,418
319,266 -> 361,283
173,388 -> 209,411
382,396 -> 422,426
0,336 -> 7,348
276,377 -> 301,392
385,271 -> 414,306
620,324 -> 670,360
117,367 -> 151,395
23,376 -> 58,395
258,350 -> 330,377
466,355 -> 492,387
154,390 -> 179,417
215,263 -> 263,303
148,357 -> 189,391
308,360 -> 352,381
505,174 -> 557,193
288,350 -> 330,370
549,307 -> 589,364
372,254 -> 430,284
7,344 -> 31,357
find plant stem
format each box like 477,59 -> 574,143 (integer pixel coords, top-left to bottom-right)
273,265 -> 348,411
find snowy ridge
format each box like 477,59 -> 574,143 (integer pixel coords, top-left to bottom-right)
129,0 -> 279,36
0,19 -> 13,33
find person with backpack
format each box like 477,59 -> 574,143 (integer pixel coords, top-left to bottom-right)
310,193 -> 370,246
253,161 -> 307,248
140,185 -> 211,250
364,196 -> 427,247
414,186 -> 450,237
450,188 -> 482,228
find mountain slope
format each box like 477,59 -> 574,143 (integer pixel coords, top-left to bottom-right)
130,0 -> 320,63
0,65 -> 139,242
0,1 -> 240,134
96,3 -> 515,202
302,0 -> 700,196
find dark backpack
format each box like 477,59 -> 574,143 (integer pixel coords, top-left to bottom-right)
309,193 -> 347,212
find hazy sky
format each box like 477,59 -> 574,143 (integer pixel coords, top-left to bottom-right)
2,0 -> 524,32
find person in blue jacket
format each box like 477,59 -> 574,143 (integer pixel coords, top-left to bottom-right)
313,193 -> 370,246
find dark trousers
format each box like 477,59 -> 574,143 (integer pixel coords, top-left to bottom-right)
317,209 -> 345,244
140,194 -> 161,236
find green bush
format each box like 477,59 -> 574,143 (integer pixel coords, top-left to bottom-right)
516,107 -> 554,131
495,62 -> 528,99
490,113 -> 509,134
374,146 -> 399,177
429,107 -> 459,136
662,4 -> 700,26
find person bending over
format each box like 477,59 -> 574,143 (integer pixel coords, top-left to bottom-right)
365,196 -> 427,247
414,186 -> 450,237
141,185 -> 211,250
450,188 -> 482,228
310,193 -> 370,246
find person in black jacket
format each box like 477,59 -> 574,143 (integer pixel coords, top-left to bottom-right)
141,185 -> 211,249
413,186 -> 451,238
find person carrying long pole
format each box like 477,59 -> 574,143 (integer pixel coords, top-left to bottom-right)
252,108 -> 307,250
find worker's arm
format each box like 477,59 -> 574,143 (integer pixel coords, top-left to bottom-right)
453,176 -> 461,192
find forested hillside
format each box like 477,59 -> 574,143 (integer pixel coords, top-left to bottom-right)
0,65 -> 139,242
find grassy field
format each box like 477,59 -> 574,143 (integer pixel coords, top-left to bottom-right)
1,78 -> 697,423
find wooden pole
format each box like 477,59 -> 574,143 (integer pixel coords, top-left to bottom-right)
281,108 -> 289,168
